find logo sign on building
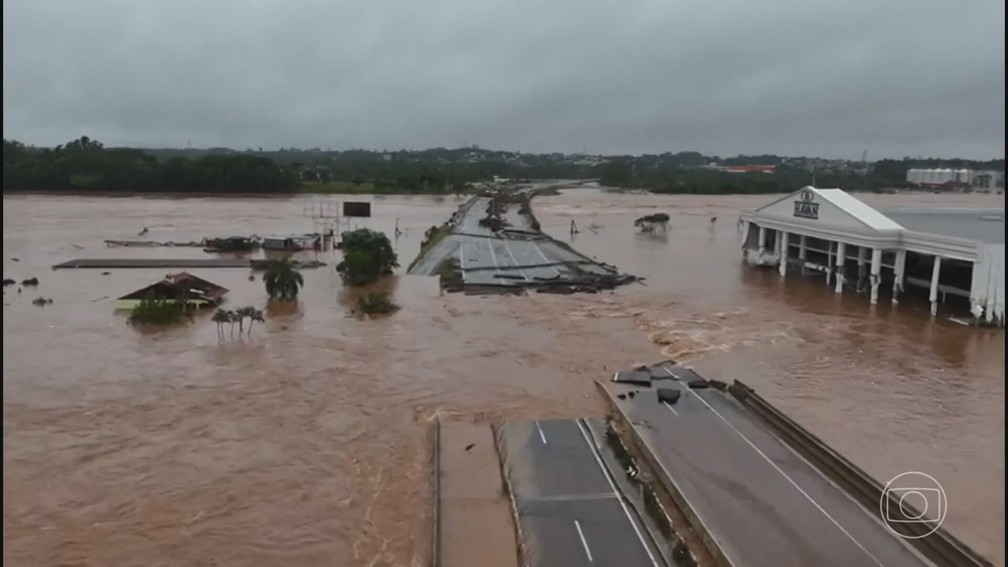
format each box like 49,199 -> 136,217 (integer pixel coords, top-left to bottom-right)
793,190 -> 819,219
342,201 -> 372,218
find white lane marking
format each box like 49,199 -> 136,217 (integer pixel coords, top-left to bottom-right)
527,492 -> 617,503
531,241 -> 560,278
574,520 -> 593,562
487,237 -> 500,269
576,421 -> 660,567
662,368 -> 884,566
502,239 -> 530,280
663,401 -> 679,416
535,420 -> 548,445
532,240 -> 550,264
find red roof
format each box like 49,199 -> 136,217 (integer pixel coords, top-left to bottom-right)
119,272 -> 229,301
723,165 -> 777,173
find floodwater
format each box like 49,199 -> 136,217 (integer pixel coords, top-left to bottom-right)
3,189 -> 1004,566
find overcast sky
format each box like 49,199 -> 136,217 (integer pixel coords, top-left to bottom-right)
3,0 -> 1005,159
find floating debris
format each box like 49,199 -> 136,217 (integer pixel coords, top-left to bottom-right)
21,277 -> 39,286
32,297 -> 54,306
634,213 -> 670,233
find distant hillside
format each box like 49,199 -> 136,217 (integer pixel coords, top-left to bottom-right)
4,137 -> 1003,195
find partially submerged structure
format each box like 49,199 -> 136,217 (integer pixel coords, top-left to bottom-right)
115,272 -> 229,310
740,187 -> 1005,325
262,234 -> 321,252
408,191 -> 637,294
204,236 -> 260,252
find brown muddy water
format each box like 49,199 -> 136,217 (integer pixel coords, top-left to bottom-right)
3,189 -> 1005,566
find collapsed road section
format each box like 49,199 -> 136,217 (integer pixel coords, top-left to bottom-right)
601,362 -> 992,567
408,190 -> 636,294
433,364 -> 993,567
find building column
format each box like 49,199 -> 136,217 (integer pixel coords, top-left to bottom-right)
834,242 -> 846,293
857,246 -> 868,292
826,241 -> 833,285
892,250 -> 907,304
929,256 -> 942,315
798,235 -> 808,274
757,225 -> 767,260
779,231 -> 789,276
869,248 -> 882,305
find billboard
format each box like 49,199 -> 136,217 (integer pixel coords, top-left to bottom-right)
343,201 -> 371,218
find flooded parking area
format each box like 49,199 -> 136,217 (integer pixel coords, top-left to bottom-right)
3,189 -> 1004,565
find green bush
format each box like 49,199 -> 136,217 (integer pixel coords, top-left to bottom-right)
355,292 -> 400,315
129,293 -> 193,324
336,229 -> 399,286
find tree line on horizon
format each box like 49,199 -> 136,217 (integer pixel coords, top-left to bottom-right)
3,137 -> 299,193
3,137 -> 1003,194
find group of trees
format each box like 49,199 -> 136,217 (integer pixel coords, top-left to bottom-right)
261,231 -> 400,315
3,137 -> 298,193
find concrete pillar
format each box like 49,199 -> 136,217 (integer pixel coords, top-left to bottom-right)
892,250 -> 907,304
834,242 -> 846,293
857,246 -> 868,291
826,241 -> 833,285
757,225 -> 767,258
869,248 -> 882,304
929,256 -> 942,315
779,231 -> 789,277
798,235 -> 808,260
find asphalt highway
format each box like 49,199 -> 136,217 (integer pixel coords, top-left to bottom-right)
604,364 -> 931,567
498,418 -> 663,567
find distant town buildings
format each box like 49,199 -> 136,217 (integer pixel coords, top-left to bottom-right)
906,168 -> 1005,190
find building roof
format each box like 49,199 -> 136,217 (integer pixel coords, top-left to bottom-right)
881,208 -> 1005,245
811,188 -> 905,231
753,186 -> 904,232
745,188 -> 1003,261
118,272 -> 229,301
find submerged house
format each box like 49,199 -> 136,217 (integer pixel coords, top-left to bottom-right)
115,272 -> 229,310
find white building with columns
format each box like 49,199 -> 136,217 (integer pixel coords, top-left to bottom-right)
739,187 -> 1005,326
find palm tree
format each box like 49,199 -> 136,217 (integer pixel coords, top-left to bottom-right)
234,306 -> 254,335
248,309 -> 265,335
212,309 -> 231,339
263,256 -> 304,300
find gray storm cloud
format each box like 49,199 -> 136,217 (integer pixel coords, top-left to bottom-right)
3,0 -> 1004,158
